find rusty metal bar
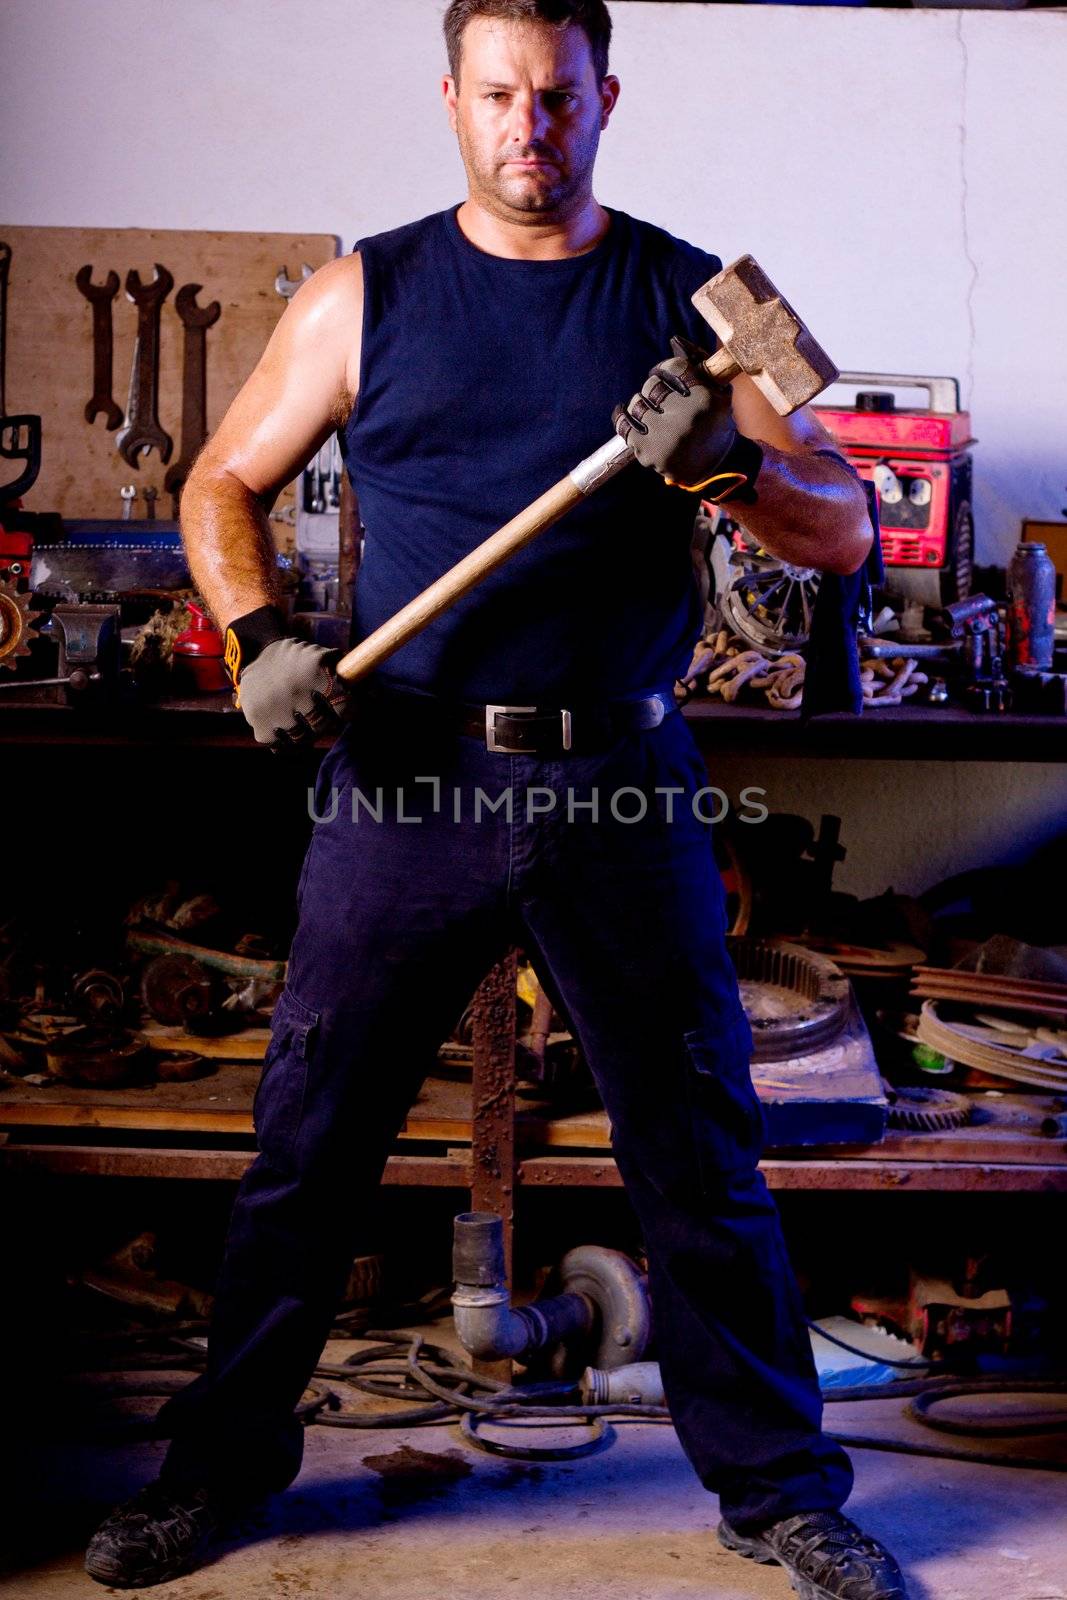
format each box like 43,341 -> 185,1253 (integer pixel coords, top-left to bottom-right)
469,949 -> 519,1382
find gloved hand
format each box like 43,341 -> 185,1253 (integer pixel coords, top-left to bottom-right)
613,335 -> 762,501
223,605 -> 349,750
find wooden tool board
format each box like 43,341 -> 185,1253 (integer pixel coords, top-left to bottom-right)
0,226 -> 338,525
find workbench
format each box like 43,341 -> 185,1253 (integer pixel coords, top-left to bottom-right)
2,694 -> 1065,1284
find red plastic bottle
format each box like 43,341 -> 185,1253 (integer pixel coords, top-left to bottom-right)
172,602 -> 227,692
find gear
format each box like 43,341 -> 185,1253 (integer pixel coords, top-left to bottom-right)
886,1084 -> 971,1133
0,575 -> 41,670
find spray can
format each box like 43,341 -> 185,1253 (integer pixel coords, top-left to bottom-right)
1007,542 -> 1057,669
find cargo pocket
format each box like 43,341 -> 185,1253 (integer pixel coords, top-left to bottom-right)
684,1011 -> 765,1195
253,985 -> 320,1167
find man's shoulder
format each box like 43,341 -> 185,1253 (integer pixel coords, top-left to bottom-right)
354,209 -> 451,260
614,210 -> 722,276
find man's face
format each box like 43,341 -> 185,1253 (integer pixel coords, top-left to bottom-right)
443,16 -> 620,221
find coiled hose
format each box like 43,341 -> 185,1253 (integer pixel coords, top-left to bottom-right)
61,1305 -> 1067,1469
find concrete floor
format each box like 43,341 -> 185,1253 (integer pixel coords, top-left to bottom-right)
3,1319 -> 1065,1600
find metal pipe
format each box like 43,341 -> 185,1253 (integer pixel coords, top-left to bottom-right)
451,1212 -> 595,1361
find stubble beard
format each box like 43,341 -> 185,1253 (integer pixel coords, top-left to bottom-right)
457,121 -> 597,223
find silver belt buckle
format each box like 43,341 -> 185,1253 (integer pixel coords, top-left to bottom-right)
484,704 -> 574,754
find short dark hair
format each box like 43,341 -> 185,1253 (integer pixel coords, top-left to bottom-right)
443,0 -> 612,86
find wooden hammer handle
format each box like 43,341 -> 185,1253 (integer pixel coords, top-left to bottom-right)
335,474 -> 581,683
702,347 -> 740,386
334,438 -> 631,684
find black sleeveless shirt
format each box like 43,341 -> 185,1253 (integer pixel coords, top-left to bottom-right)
340,205 -> 722,702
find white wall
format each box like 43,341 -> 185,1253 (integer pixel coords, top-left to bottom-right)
4,0 -> 1066,560
3,0 -> 1066,899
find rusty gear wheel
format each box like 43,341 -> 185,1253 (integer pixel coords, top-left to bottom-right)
0,576 -> 41,670
886,1085 -> 972,1132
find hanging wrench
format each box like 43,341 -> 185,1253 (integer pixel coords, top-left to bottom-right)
117,264 -> 173,467
274,263 -> 314,300
75,265 -> 124,429
164,282 -> 221,506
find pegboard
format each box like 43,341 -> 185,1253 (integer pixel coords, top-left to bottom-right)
0,225 -> 338,528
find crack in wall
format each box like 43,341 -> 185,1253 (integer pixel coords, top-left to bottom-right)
956,11 -> 980,412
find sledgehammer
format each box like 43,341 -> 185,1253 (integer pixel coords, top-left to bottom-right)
333,255 -> 838,686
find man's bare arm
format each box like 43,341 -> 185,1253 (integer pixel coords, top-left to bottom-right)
180,254 -> 363,632
725,375 -> 873,577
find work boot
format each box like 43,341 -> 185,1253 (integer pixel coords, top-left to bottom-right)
84,1479 -> 228,1587
718,1509 -> 908,1600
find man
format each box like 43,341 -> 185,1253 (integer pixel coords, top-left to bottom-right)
86,3 -> 906,1596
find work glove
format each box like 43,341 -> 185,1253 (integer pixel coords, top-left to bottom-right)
223,605 -> 350,751
613,335 -> 763,503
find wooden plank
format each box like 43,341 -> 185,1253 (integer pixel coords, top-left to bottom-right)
517,1155 -> 1067,1192
0,225 -> 337,524
2,1140 -> 1062,1193
0,1144 -> 255,1180
0,1058 -> 257,1131
4,1070 -> 1062,1167
0,1144 -> 473,1185
140,1023 -> 271,1060
758,1160 -> 1067,1193
382,1154 -> 473,1186
0,1064 -> 472,1137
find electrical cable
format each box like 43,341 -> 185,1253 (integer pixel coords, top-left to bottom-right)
58,1312 -> 1067,1470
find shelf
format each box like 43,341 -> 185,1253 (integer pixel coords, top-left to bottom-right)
0,693 -> 1062,759
2,1072 -> 1064,1193
3,1141 -> 1064,1193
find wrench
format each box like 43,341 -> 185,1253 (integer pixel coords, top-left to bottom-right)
117,264 -> 174,467
75,265 -> 123,429
163,282 -> 221,505
274,262 -> 314,300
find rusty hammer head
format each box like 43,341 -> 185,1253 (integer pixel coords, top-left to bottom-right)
692,255 -> 838,416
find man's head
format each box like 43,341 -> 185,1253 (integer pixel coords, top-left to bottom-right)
442,1 -> 619,224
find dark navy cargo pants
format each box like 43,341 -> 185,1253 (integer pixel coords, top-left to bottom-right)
155,698 -> 853,1531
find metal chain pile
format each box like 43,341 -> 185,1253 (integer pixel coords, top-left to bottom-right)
860,656 -> 930,706
679,629 -> 806,709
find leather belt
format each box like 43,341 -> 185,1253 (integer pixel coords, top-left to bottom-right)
359,682 -> 679,757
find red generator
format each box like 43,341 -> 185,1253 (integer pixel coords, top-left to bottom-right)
813,373 -> 975,607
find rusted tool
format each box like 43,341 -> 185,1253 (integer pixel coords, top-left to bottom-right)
75,265 -> 124,429
164,281 -> 221,509
691,255 -> 838,413
117,263 -> 174,467
335,254 -> 838,687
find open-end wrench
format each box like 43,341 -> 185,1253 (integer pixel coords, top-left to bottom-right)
163,282 -> 221,506
274,263 -> 314,300
75,265 -> 124,429
117,264 -> 174,467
